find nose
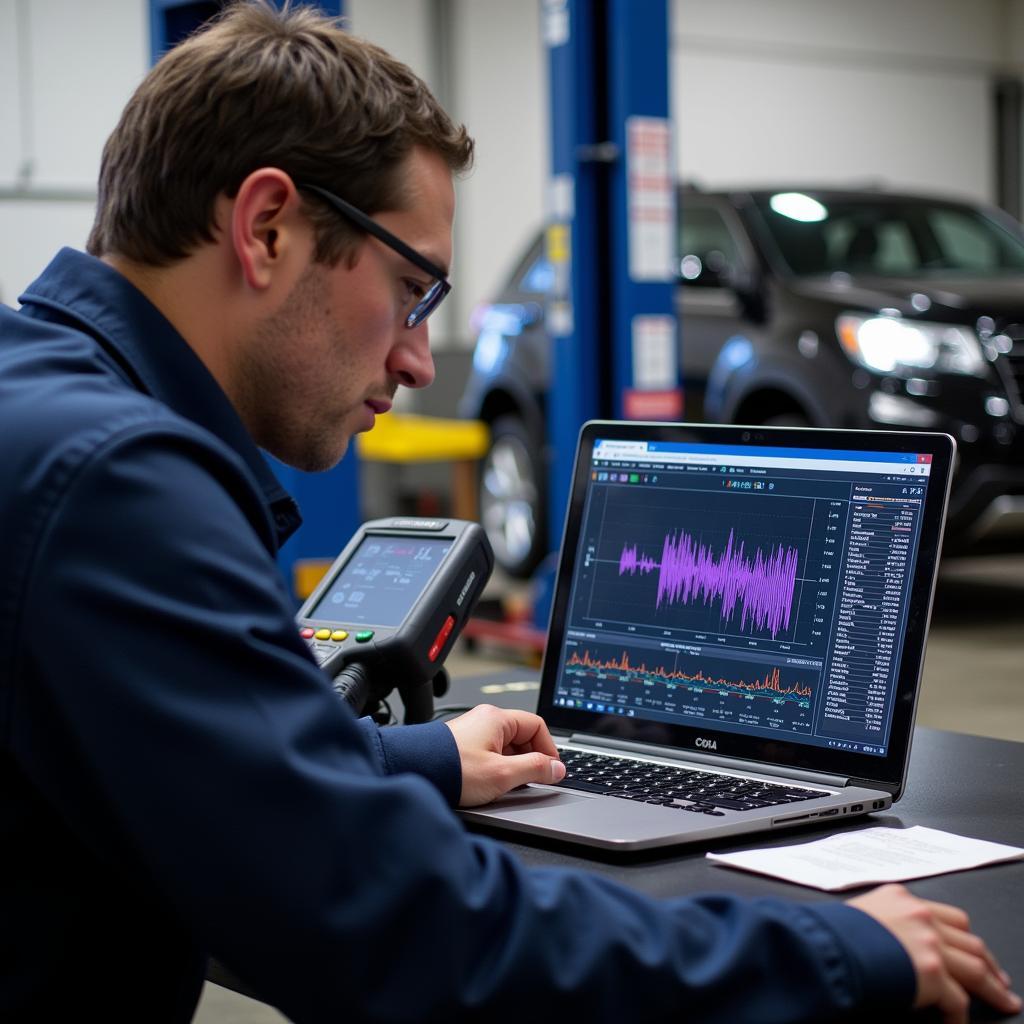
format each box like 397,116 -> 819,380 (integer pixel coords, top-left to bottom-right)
387,321 -> 435,390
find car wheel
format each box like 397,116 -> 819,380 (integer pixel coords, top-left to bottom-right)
479,415 -> 546,578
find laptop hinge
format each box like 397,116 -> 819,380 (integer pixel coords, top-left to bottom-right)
567,733 -> 851,788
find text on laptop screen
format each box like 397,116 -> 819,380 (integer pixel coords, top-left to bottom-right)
551,438 -> 935,758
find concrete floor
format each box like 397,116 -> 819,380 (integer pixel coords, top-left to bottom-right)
193,554 -> 1024,1023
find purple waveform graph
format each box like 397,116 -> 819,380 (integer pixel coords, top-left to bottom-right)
619,528 -> 800,638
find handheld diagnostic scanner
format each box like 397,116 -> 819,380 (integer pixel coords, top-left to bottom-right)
296,517 -> 493,718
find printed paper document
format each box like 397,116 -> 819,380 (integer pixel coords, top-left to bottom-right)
707,825 -> 1024,891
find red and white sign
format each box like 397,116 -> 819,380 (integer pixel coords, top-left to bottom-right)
623,388 -> 684,421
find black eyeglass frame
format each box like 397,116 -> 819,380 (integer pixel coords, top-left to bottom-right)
298,182 -> 451,329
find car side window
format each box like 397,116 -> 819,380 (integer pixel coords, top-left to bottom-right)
873,223 -> 917,272
678,205 -> 741,284
929,210 -> 1013,271
824,218 -> 916,274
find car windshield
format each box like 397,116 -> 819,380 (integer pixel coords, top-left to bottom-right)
749,192 -> 1024,277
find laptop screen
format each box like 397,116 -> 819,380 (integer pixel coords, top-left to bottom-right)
539,422 -> 955,791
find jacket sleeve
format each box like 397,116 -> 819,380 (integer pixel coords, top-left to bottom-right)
18,430 -> 915,1024
355,717 -> 462,806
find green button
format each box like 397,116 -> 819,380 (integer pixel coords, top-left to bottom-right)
355,630 -> 374,643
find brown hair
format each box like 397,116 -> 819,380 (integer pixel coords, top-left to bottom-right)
87,0 -> 473,265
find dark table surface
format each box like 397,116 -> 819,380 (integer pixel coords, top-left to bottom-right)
441,669 -> 1024,1022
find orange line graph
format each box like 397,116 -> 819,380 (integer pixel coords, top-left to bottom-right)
566,648 -> 812,699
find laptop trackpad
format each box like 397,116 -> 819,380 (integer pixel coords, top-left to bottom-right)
483,785 -> 592,817
464,785 -> 708,846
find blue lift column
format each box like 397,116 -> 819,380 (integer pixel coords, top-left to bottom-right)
606,1 -> 679,424
542,0 -> 676,550
149,1 -> 357,602
543,0 -> 606,546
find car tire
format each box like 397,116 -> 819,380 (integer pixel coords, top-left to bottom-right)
479,415 -> 547,579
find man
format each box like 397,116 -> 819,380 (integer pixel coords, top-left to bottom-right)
0,3 -> 1017,1022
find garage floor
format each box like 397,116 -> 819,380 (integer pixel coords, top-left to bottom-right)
193,554 -> 1024,1024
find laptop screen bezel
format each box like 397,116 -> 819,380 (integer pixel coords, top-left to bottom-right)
536,420 -> 955,797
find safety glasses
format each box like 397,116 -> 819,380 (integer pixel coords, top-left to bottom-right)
299,183 -> 450,329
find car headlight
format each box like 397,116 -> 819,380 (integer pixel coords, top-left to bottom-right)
836,313 -> 986,376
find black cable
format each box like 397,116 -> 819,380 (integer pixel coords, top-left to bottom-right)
332,662 -> 372,715
333,663 -> 444,725
373,697 -> 396,726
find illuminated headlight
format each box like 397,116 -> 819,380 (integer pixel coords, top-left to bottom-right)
836,313 -> 985,376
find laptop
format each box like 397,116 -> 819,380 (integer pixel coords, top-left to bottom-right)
461,420 -> 955,850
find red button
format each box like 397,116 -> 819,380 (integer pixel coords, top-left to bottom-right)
428,614 -> 456,662
300,627 -> 315,639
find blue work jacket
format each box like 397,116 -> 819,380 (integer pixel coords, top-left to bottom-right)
0,249 -> 914,1022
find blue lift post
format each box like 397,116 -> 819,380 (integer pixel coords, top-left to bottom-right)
542,0 -> 677,555
606,0 -> 679,423
148,1 -> 356,602
543,0 -> 605,550
150,0 -> 344,59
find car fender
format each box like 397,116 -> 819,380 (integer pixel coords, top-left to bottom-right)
707,339 -> 834,425
465,371 -> 547,448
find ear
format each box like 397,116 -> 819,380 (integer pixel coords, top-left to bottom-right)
230,168 -> 308,292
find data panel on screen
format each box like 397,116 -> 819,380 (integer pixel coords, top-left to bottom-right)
551,439 -> 933,757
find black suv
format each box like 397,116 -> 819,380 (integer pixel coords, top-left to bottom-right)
460,186 -> 1024,577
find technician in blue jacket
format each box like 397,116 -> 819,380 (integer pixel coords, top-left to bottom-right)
0,3 -> 1017,1022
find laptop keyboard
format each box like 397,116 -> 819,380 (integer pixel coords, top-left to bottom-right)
557,748 -> 829,816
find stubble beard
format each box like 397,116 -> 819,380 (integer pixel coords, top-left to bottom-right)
237,265 -> 353,473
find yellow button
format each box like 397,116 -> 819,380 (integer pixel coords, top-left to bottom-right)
314,628 -> 331,640
331,630 -> 349,642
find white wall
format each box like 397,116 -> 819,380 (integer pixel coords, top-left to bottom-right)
0,202 -> 97,305
0,1 -> 21,185
450,0 -> 548,342
672,0 -> 1006,201
0,0 -> 147,189
347,0 -> 435,81
0,0 -> 146,304
23,0 -> 148,187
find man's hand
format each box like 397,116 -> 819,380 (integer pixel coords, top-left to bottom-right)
445,704 -> 566,807
848,884 -> 1020,1023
